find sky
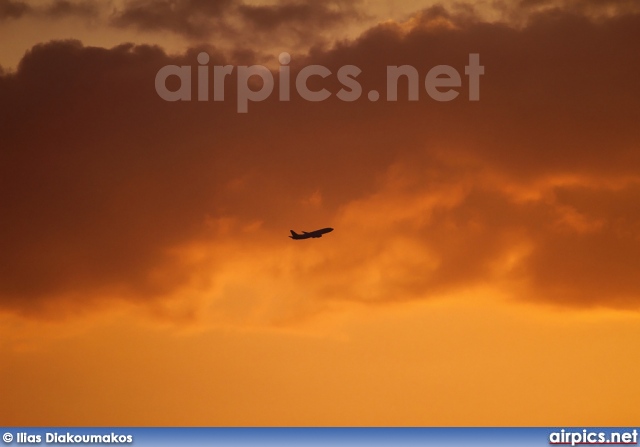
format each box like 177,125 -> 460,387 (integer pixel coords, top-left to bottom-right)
1,0 -> 640,426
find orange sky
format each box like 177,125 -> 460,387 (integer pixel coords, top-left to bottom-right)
1,0 -> 640,426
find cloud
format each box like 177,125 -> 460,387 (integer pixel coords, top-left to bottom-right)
42,0 -> 100,18
2,4 -> 640,323
523,0 -> 640,15
110,0 -> 235,38
526,183 -> 640,307
238,1 -> 361,31
497,0 -> 640,24
0,0 -> 99,20
109,0 -> 364,53
0,0 -> 30,19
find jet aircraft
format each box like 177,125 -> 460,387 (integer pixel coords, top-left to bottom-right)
289,228 -> 334,240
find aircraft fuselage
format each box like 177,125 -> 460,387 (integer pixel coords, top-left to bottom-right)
289,228 -> 334,240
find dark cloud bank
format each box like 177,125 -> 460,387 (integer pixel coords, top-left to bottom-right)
1,4 -> 640,318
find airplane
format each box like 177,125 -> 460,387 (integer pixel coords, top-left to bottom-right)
289,227 -> 334,240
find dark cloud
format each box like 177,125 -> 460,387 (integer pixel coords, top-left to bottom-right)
2,4 -> 640,319
109,0 -> 363,50
526,184 -> 640,307
43,0 -> 99,18
0,0 -> 99,20
0,0 -> 30,19
110,0 -> 235,38
0,40 -> 219,314
238,1 -> 360,31
502,0 -> 640,24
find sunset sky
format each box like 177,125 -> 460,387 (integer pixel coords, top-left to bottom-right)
1,0 -> 640,426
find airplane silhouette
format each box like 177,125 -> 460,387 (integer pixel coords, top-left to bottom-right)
289,228 -> 334,240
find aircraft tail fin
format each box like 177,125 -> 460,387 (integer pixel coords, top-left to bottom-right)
289,230 -> 299,238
